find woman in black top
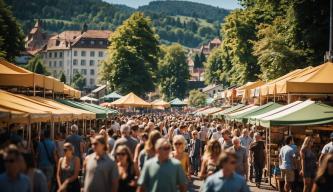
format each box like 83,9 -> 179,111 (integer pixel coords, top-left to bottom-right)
312,153 -> 333,192
115,145 -> 139,192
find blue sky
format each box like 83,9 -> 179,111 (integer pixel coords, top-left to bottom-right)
104,0 -> 241,10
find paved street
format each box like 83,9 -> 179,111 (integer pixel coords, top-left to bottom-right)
189,176 -> 278,192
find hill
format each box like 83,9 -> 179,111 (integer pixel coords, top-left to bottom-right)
5,0 -> 230,47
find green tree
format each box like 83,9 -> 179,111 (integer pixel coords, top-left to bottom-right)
199,52 -> 206,65
193,54 -> 202,68
0,0 -> 24,61
101,12 -> 159,96
204,47 -> 227,85
25,56 -> 49,75
158,44 -> 190,100
188,89 -> 206,107
71,72 -> 85,90
60,72 -> 66,83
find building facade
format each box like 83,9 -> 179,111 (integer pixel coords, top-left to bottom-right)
41,29 -> 111,89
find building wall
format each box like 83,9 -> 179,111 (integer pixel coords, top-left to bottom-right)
41,48 -> 107,88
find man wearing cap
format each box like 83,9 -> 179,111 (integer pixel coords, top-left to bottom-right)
319,132 -> 333,163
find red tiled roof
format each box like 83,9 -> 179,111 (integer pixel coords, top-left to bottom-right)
81,30 -> 112,39
210,38 -> 221,44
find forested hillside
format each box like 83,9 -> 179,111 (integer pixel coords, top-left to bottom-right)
5,0 -> 230,47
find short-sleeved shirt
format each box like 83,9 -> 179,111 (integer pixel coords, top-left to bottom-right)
138,157 -> 187,192
203,171 -> 250,192
66,134 -> 82,157
37,139 -> 56,167
0,173 -> 31,192
198,127 -> 208,142
229,146 -> 248,175
218,138 -> 232,150
321,142 -> 333,154
239,136 -> 252,150
84,153 -> 119,192
112,136 -> 138,155
211,132 -> 222,141
279,145 -> 296,170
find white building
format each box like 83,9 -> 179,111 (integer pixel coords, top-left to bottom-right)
41,29 -> 111,89
201,84 -> 224,98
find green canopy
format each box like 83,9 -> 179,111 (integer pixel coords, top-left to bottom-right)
233,102 -> 283,124
170,98 -> 186,106
82,102 -> 118,114
57,99 -> 109,119
212,104 -> 245,118
101,91 -> 122,101
259,100 -> 333,128
225,105 -> 260,121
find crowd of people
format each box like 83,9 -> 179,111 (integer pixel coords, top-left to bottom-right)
0,114 -> 333,192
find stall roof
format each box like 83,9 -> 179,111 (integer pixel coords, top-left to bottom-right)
170,98 -> 186,106
101,91 -> 122,100
82,102 -> 118,114
151,99 -> 170,110
225,105 -> 259,121
234,102 -> 283,123
111,92 -> 151,108
56,100 -> 108,119
212,104 -> 245,117
195,107 -> 224,116
248,101 -> 303,125
259,100 -> 333,128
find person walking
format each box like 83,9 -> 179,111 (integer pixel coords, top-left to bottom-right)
189,130 -> 202,176
172,135 -> 191,180
36,130 -> 58,191
137,138 -> 187,192
138,130 -> 161,170
56,143 -> 81,192
203,151 -> 250,192
0,145 -> 31,192
66,124 -> 84,160
218,129 -> 232,150
239,129 -> 252,151
229,137 -> 248,179
112,125 -> 138,155
249,132 -> 266,187
319,132 -> 333,163
279,136 -> 297,192
300,136 -> 317,192
200,140 -> 222,179
83,135 -> 119,192
312,153 -> 333,192
115,145 -> 139,192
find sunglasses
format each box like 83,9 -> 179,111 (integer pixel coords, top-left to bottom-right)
174,142 -> 183,146
92,142 -> 99,146
4,159 -> 15,163
193,134 -> 197,136
160,146 -> 171,151
230,161 -> 237,165
116,152 -> 126,157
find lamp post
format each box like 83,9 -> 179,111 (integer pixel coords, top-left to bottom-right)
325,0 -> 333,62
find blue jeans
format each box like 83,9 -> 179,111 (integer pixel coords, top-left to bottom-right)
191,156 -> 200,173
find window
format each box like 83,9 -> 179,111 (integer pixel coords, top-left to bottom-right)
81,51 -> 86,57
54,52 -> 57,58
89,60 -> 95,66
90,41 -> 95,45
81,60 -> 86,66
80,40 -> 85,45
53,61 -> 57,67
90,78 -> 95,85
74,51 -> 77,56
59,61 -> 63,67
48,52 -> 52,58
90,51 -> 95,57
59,52 -> 63,58
81,69 -> 87,75
98,51 -> 103,57
49,61 -> 52,67
90,69 -> 95,75
73,59 -> 78,66
99,41 -> 103,45
73,69 -> 78,74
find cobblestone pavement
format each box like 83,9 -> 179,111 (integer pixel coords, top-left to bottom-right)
189,176 -> 278,192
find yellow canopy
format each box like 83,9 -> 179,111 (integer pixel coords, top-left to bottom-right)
0,106 -> 29,123
258,67 -> 312,96
236,81 -> 265,101
29,96 -> 95,120
151,99 -> 170,110
0,90 -> 71,122
279,62 -> 333,94
111,92 -> 151,108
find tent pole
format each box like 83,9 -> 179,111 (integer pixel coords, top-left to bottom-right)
51,121 -> 55,140
287,93 -> 291,104
28,123 -> 31,150
269,127 -> 272,186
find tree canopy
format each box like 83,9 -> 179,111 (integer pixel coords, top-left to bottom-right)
158,44 -> 190,100
188,89 -> 206,107
25,56 -> 50,75
71,72 -> 85,90
101,12 -> 159,97
0,0 -> 24,61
